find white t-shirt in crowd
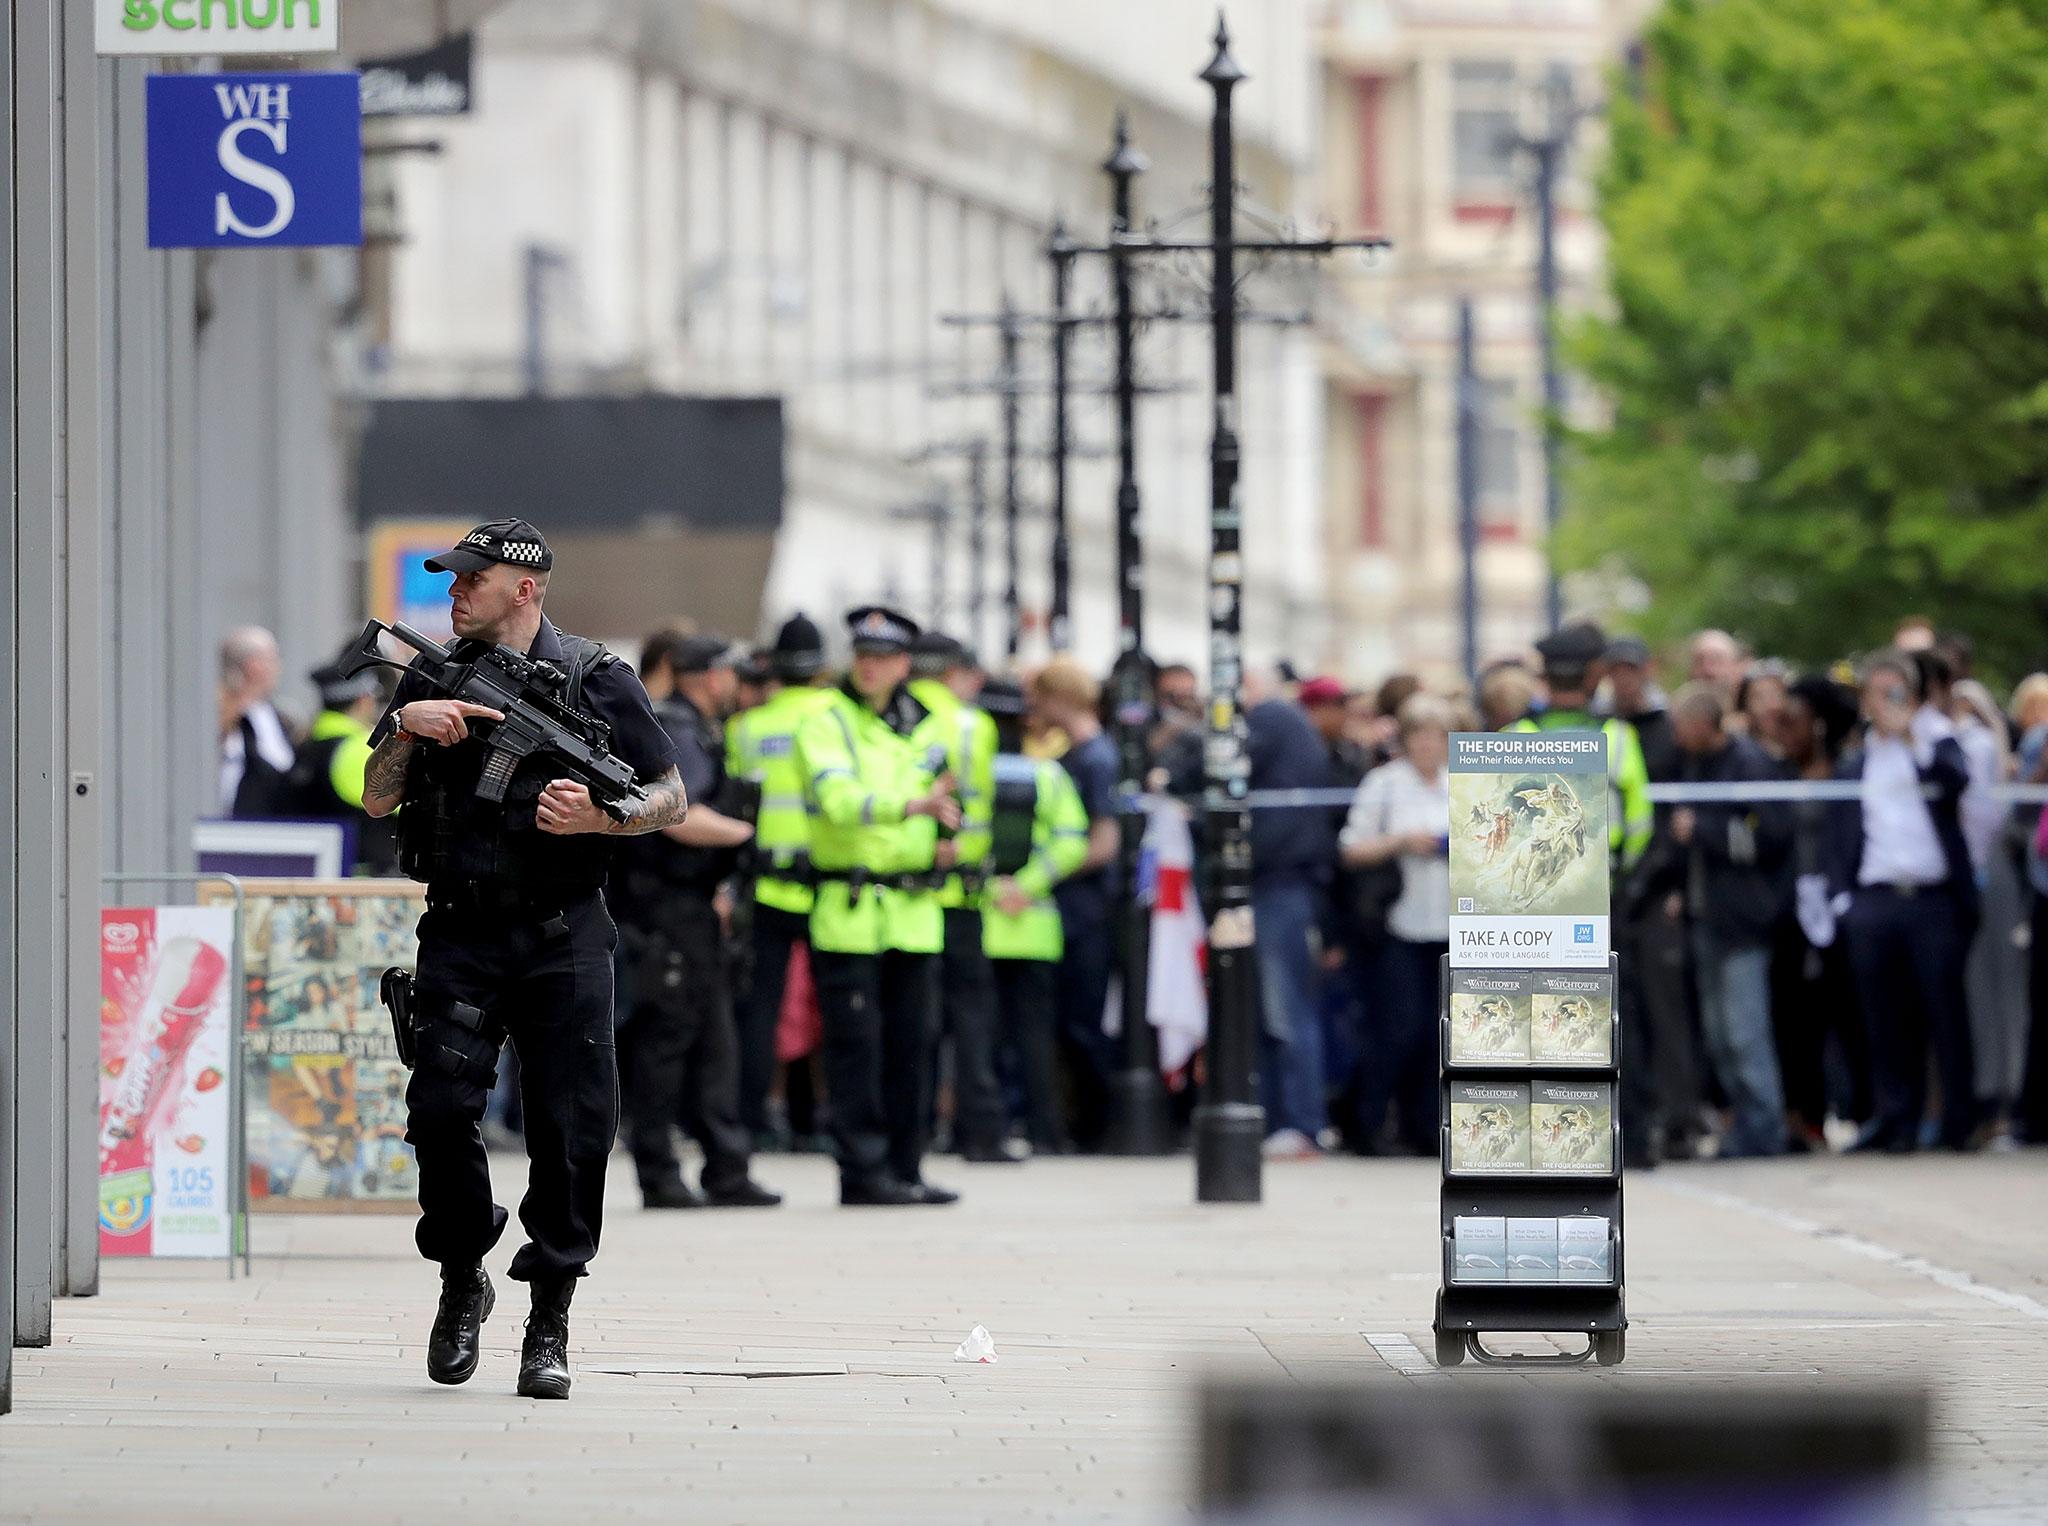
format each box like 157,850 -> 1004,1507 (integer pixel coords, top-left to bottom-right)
1858,706 -> 1951,888
1341,757 -> 1451,944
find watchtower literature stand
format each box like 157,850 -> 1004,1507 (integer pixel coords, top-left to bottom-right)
1436,729 -> 1625,1367
1433,954 -> 1625,1366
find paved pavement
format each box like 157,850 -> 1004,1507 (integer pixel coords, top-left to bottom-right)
2,1150 -> 2044,1522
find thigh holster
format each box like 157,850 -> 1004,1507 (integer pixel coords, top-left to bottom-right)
418,992 -> 503,1091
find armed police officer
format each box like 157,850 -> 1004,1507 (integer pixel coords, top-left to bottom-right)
726,614 -> 833,1146
616,631 -> 782,1210
361,519 -> 687,1401
794,606 -> 963,1205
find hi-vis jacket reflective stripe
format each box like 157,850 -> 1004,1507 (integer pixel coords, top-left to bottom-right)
1509,710 -> 1653,870
727,684 -> 834,914
909,678 -> 997,911
982,753 -> 1090,962
794,684 -> 943,955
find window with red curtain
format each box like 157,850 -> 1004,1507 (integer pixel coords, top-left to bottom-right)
1357,392 -> 1388,548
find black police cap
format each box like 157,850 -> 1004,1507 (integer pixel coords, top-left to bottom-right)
910,629 -> 964,676
772,612 -> 825,679
846,604 -> 921,655
310,644 -> 381,708
979,677 -> 1026,718
424,518 -> 554,575
1535,620 -> 1609,673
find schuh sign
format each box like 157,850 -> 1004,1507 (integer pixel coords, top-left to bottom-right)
146,73 -> 362,249
98,0 -> 340,56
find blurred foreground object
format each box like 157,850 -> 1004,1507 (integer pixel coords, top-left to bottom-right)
1199,1381 -> 1928,1523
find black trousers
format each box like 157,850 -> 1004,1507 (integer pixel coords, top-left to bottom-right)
1352,937 -> 1442,1153
990,957 -> 1065,1152
939,907 -> 1005,1151
618,898 -> 753,1195
1633,895 -> 1706,1147
406,893 -> 619,1283
1054,900 -> 1116,1149
1843,885 -> 1977,1147
741,903 -> 809,1136
1771,917 -> 1870,1128
811,947 -> 937,1188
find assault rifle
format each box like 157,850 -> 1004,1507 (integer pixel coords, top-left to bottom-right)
339,619 -> 649,822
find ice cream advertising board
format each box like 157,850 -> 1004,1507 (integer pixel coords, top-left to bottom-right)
99,907 -> 236,1257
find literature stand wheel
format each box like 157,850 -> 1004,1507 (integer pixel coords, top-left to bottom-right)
1434,1329 -> 1466,1367
1594,1330 -> 1625,1366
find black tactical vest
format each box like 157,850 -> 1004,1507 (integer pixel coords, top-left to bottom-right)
989,754 -> 1039,878
398,634 -> 616,898
618,696 -> 737,906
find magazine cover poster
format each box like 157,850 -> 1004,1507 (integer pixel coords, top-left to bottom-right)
1447,969 -> 1532,1064
1446,1080 -> 1530,1175
1530,1078 -> 1615,1175
230,888 -> 422,1208
1448,731 -> 1610,967
1529,969 -> 1615,1066
98,906 -> 236,1258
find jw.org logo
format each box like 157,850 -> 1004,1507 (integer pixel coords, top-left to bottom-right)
1573,923 -> 1596,945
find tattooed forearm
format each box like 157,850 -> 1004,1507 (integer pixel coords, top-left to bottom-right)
361,734 -> 415,817
604,767 -> 689,836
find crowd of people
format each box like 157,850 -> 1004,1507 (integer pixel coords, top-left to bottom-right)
218,603 -> 2048,1191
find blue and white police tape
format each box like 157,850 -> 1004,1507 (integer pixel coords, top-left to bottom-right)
1123,780 -> 2048,811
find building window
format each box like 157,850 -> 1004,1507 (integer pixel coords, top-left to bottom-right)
1477,378 -> 1521,539
1357,392 -> 1388,548
1450,59 -> 1518,213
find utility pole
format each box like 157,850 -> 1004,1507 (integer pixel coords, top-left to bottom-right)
1518,77 -> 1576,633
999,295 -> 1023,661
1047,223 -> 1077,653
1102,111 -> 1171,1157
969,439 -> 990,659
1456,298 -> 1481,687
980,22 -> 1386,1197
1192,17 -> 1262,1204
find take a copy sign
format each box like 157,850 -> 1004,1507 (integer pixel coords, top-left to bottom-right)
99,0 -> 340,56
1447,730 -> 1611,967
146,73 -> 362,249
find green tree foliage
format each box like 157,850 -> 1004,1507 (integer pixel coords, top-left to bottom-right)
1567,0 -> 2048,679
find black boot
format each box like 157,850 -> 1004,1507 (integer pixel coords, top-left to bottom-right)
426,1262 -> 494,1386
517,1279 -> 575,1400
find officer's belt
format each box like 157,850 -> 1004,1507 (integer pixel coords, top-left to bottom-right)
807,867 -> 952,895
426,878 -> 592,926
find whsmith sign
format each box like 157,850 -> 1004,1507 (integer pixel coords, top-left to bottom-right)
146,73 -> 362,248
98,0 -> 340,56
